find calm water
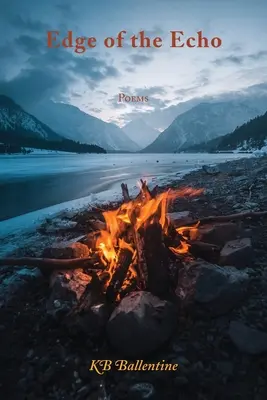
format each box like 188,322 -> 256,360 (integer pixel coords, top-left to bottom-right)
0,153 -> 249,220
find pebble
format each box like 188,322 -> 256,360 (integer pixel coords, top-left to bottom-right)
129,383 -> 156,400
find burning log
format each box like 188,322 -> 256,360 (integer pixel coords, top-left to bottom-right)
0,257 -> 104,271
105,246 -> 134,303
120,182 -> 149,288
143,222 -> 171,296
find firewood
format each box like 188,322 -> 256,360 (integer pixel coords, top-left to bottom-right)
106,247 -> 133,302
0,257 -> 104,270
121,183 -> 131,202
120,183 -> 148,287
134,180 -> 158,202
189,211 -> 267,226
143,222 -> 171,296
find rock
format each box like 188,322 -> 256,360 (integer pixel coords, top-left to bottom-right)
79,232 -> 98,249
167,211 -> 193,227
46,269 -> 91,317
219,238 -> 252,267
0,267 -> 43,307
244,202 -> 260,210
129,383 -> 156,400
202,164 -> 220,175
90,219 -> 106,231
193,223 -> 239,246
69,302 -> 110,338
233,176 -> 248,183
41,218 -> 78,233
176,262 -> 249,317
107,291 -> 176,357
228,169 -> 244,177
228,321 -> 267,355
42,242 -> 90,259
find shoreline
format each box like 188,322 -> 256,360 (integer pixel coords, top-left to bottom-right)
0,153 -> 252,258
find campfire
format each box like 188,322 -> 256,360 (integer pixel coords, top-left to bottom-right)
92,180 -> 203,302
1,178 -> 265,357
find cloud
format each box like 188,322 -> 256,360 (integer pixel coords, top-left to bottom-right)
107,94 -> 128,109
0,33 -> 120,106
213,51 -> 267,66
15,35 -> 43,54
125,66 -> 136,73
10,15 -> 50,32
106,86 -> 168,114
174,69 -> 211,99
118,85 -> 166,97
129,54 -> 153,65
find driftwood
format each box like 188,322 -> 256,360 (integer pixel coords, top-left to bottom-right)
0,257 -> 104,270
189,211 -> 267,226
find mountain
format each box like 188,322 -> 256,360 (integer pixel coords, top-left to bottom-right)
28,101 -> 140,152
0,95 -> 62,141
141,99 -> 201,131
186,111 -> 267,153
122,118 -> 160,148
140,83 -> 267,131
0,95 -> 106,154
142,101 -> 265,153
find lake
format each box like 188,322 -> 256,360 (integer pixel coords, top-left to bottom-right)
0,153 -> 250,221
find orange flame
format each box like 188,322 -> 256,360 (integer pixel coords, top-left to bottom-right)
169,240 -> 190,255
96,182 -> 203,288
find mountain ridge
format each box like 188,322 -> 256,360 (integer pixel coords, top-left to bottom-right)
122,118 -> 160,148
142,100 -> 266,153
28,101 -> 140,152
0,95 -> 106,154
184,110 -> 267,153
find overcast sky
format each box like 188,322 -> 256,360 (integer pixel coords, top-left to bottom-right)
1,0 -> 267,126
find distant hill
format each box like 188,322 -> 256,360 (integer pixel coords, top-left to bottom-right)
122,118 -> 160,148
185,111 -> 267,153
0,95 -> 106,154
28,101 -> 140,152
142,101 -> 265,153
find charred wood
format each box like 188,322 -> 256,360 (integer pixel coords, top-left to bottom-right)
143,222 -> 171,297
105,248 -> 133,303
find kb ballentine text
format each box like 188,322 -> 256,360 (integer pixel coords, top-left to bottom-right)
47,30 -> 223,53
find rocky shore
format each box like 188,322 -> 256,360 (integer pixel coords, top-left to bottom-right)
1,155 -> 267,400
